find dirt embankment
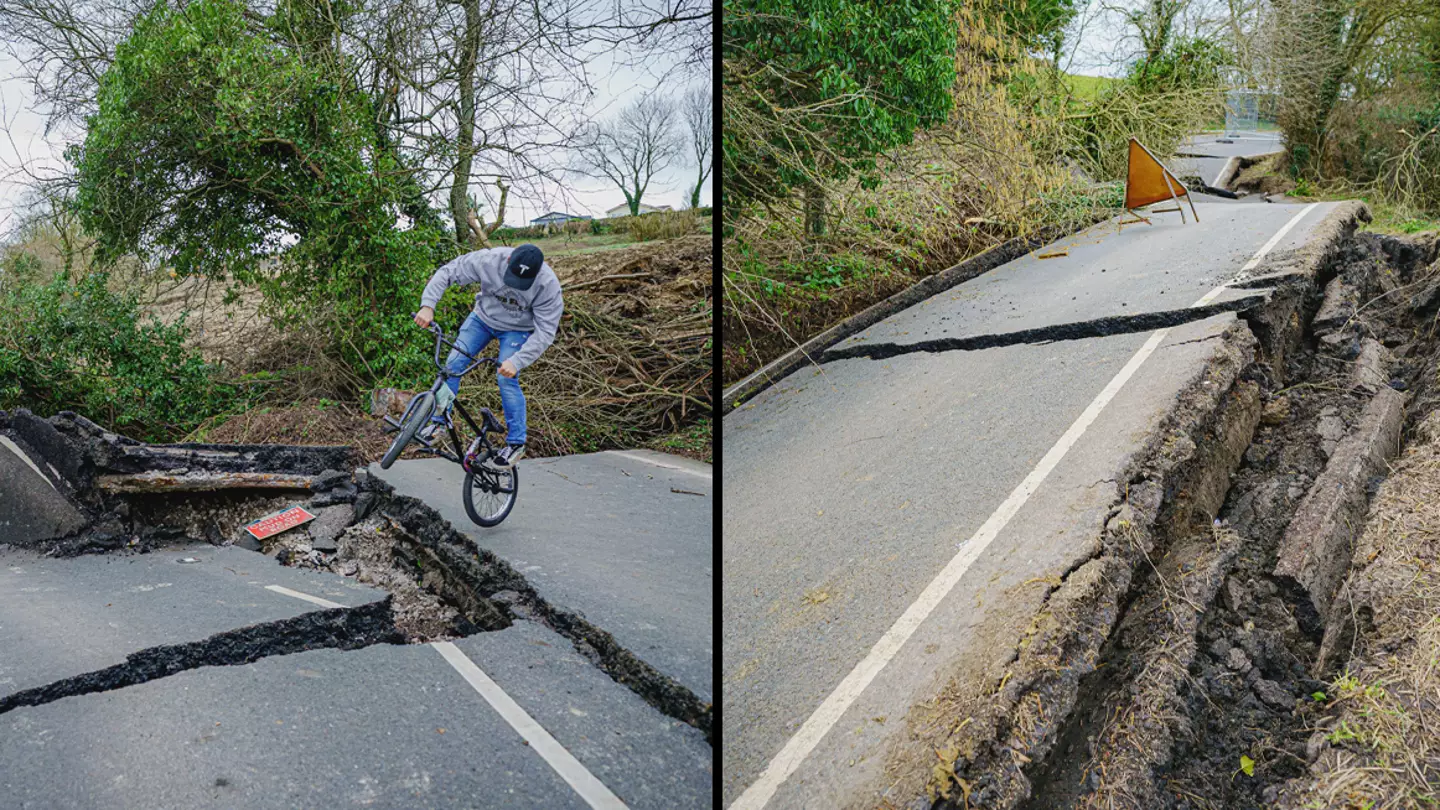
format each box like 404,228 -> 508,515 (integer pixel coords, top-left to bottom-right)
1274,411 -> 1440,810
926,209 -> 1440,809
1231,152 -> 1297,197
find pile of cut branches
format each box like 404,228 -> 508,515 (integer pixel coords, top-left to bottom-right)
456,235 -> 712,456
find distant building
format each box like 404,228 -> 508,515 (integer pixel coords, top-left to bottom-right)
529,211 -> 592,226
605,202 -> 674,218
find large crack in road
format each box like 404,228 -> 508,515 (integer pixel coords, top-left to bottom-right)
821,295 -> 1271,363
0,597 -> 403,715
0,415 -> 714,745
931,223 -> 1440,809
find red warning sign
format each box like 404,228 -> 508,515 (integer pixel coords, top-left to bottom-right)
245,506 -> 316,540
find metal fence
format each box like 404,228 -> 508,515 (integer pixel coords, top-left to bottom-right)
1225,89 -> 1260,137
1223,88 -> 1280,137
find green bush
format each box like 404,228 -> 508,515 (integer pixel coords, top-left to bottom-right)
589,219 -> 614,235
69,0 -> 451,385
0,273 -> 239,440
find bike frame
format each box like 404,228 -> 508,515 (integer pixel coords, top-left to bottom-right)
384,322 -> 507,469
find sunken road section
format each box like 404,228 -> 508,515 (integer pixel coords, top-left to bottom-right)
0,410 -> 713,744
909,205 -> 1440,809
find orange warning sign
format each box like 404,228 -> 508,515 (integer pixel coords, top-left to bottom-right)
246,506 -> 315,540
1123,137 -> 1198,223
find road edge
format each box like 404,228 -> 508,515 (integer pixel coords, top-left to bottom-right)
921,201 -> 1370,808
722,230 -> 1061,414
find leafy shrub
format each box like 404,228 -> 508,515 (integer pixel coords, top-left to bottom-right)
0,273 -> 238,440
69,0 -> 451,385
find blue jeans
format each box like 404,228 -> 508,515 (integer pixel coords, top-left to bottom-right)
431,312 -> 530,445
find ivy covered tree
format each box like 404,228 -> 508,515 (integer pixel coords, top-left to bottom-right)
69,0 -> 452,380
722,0 -> 962,234
999,0 -> 1076,63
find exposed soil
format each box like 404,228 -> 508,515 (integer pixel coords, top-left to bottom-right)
1231,153 -> 1296,196
1275,411 -> 1440,809
202,402 -> 396,463
933,212 -> 1440,809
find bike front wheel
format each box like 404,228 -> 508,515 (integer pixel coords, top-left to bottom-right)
380,391 -> 435,470
463,463 -> 518,527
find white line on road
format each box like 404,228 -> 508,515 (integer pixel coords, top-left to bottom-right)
264,584 -> 344,609
728,202 -> 1321,810
265,584 -> 629,810
433,641 -> 629,810
0,435 -> 57,490
1210,156 -> 1240,189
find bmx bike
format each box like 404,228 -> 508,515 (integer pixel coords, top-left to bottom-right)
378,321 -> 518,527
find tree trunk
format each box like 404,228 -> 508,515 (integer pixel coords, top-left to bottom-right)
804,182 -> 826,237
1293,1 -> 1351,174
449,0 -> 481,249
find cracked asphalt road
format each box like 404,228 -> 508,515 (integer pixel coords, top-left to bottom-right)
722,198 -> 1342,808
0,448 -> 713,809
373,450 -> 714,703
1173,131 -> 1284,187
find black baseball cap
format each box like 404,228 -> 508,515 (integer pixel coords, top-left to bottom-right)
504,244 -> 544,290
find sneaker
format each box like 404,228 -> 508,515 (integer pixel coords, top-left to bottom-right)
416,419 -> 446,445
492,443 -> 526,468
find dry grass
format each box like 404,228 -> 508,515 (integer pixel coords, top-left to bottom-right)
628,210 -> 699,242
176,235 -> 712,460
721,3 -> 1223,387
1287,412 -> 1440,809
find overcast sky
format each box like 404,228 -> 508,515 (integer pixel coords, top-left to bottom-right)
1061,0 -> 1234,78
0,25 -> 711,237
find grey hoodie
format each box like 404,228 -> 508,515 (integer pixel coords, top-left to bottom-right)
419,246 -> 565,371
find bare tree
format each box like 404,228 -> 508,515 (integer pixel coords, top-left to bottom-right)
0,0 -> 686,252
568,0 -> 711,77
345,0 -> 594,243
681,86 -> 711,209
582,94 -> 680,216
0,0 -> 160,131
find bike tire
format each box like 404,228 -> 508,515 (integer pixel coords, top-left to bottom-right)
463,464 -> 518,527
380,392 -> 436,470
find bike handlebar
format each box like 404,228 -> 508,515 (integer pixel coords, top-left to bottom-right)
420,316 -> 497,376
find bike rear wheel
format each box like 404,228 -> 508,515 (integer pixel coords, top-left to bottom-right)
463,463 -> 518,527
380,391 -> 435,470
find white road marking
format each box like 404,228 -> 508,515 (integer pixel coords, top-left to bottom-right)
264,584 -> 344,609
265,584 -> 629,810
433,641 -> 629,810
0,435 -> 56,490
605,450 -> 712,480
1235,202 -> 1319,277
728,202 -> 1322,810
1210,156 -> 1240,189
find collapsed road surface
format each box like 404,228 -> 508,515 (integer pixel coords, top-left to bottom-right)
372,451 -> 713,705
0,413 -> 712,809
1171,131 -> 1284,190
721,197 -> 1423,809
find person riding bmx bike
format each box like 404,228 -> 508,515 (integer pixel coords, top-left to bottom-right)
413,243 -> 564,468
